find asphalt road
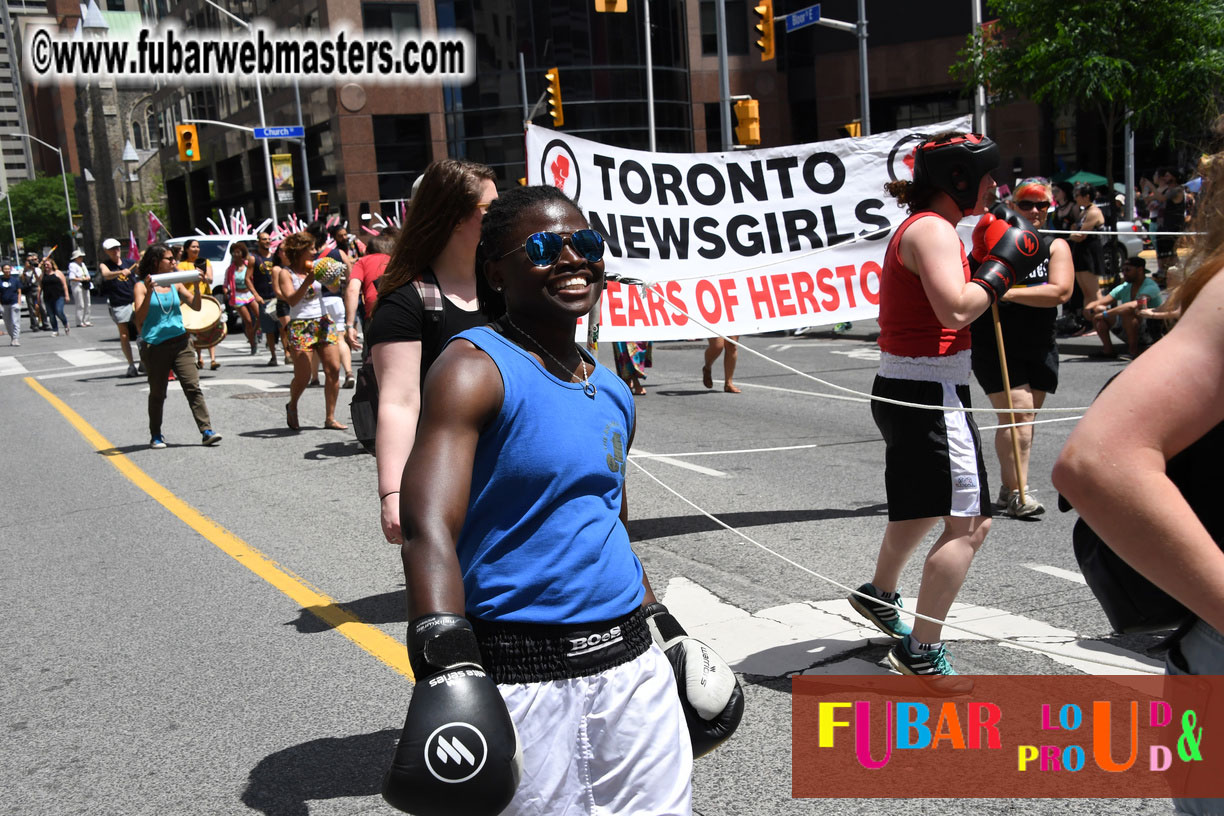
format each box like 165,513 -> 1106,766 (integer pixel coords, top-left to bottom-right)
0,320 -> 1176,815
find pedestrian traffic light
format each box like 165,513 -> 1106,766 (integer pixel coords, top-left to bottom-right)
754,0 -> 775,61
314,190 -> 329,215
545,67 -> 563,127
594,0 -> 627,10
734,99 -> 760,146
175,124 -> 200,162
839,120 -> 862,138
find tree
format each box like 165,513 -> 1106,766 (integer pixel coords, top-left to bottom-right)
0,173 -> 79,260
953,0 -> 1224,185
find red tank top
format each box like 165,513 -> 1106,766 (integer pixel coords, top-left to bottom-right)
877,211 -> 971,358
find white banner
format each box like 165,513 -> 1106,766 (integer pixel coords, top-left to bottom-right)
525,116 -> 973,342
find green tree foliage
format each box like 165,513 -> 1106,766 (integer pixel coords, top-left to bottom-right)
953,0 -> 1224,182
0,173 -> 78,256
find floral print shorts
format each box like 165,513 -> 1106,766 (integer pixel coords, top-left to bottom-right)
287,317 -> 338,351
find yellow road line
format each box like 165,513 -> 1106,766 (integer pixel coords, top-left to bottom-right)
25,376 -> 414,680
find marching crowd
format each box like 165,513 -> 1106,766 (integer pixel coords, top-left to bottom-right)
1,133 -> 1220,814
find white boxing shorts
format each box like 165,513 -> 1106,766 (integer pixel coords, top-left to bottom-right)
497,644 -> 693,816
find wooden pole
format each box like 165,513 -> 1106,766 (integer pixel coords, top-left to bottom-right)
991,303 -> 1026,504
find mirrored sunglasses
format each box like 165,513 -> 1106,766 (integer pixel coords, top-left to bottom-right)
1015,200 -> 1050,211
495,229 -> 605,267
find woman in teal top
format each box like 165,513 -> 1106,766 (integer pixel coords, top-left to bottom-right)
132,244 -> 222,449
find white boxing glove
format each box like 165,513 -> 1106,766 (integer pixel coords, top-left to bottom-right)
645,602 -> 745,757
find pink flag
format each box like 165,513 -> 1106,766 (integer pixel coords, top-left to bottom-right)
127,231 -> 139,262
147,211 -> 164,244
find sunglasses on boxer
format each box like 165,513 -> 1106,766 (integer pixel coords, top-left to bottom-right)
495,229 -> 606,267
1015,200 -> 1051,211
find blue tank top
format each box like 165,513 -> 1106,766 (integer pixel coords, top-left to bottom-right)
452,326 -> 644,624
141,286 -> 187,346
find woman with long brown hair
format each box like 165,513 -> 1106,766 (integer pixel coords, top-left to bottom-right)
132,244 -> 221,448
363,159 -> 497,544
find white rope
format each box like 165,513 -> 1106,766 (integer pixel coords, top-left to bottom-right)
648,302 -> 1091,414
977,415 -> 1085,432
630,458 -> 1162,674
1040,228 -> 1202,237
626,415 -> 1086,463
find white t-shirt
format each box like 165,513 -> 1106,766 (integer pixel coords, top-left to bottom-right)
68,261 -> 91,282
287,271 -> 323,320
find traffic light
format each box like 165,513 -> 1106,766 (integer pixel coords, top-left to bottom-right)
545,67 -> 563,127
594,0 -> 627,10
314,190 -> 329,215
838,120 -> 862,138
175,124 -> 200,162
754,0 -> 775,61
733,99 -> 760,146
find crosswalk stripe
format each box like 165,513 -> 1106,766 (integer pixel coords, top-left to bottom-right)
0,357 -> 28,376
1023,563 -> 1087,585
55,349 -> 123,368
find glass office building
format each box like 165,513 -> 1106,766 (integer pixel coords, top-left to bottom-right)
437,0 -> 692,184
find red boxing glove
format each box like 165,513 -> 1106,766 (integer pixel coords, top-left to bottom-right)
969,213 -> 1008,270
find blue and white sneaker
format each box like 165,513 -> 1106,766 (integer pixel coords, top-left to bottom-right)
201,430 -> 222,446
848,583 -> 911,639
150,435 -> 167,449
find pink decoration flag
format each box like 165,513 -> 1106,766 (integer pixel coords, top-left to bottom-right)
147,212 -> 164,244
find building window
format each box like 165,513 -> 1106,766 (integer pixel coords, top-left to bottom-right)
881,93 -> 971,132
362,2 -> 420,32
107,0 -> 125,9
147,113 -> 159,147
132,121 -> 144,150
372,114 -> 430,203
700,0 -> 748,56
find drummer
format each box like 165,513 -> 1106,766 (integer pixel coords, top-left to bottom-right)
132,244 -> 223,449
179,238 -> 219,371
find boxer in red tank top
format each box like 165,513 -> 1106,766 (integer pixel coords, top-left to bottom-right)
847,131 -> 1045,677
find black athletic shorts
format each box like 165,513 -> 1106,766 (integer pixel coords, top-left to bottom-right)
1157,236 -> 1180,259
275,298 -> 291,318
258,304 -> 279,336
871,375 -> 992,522
971,341 -> 1059,395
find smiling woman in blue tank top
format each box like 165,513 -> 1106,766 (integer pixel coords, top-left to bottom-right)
381,186 -> 742,816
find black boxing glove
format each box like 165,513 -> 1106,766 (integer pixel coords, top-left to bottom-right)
382,614 -> 521,816
968,215 -> 1049,303
645,602 -> 745,758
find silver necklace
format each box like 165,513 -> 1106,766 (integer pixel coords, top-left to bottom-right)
503,312 -> 596,398
154,284 -> 176,318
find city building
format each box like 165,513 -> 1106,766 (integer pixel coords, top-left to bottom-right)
12,0 -> 1189,247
